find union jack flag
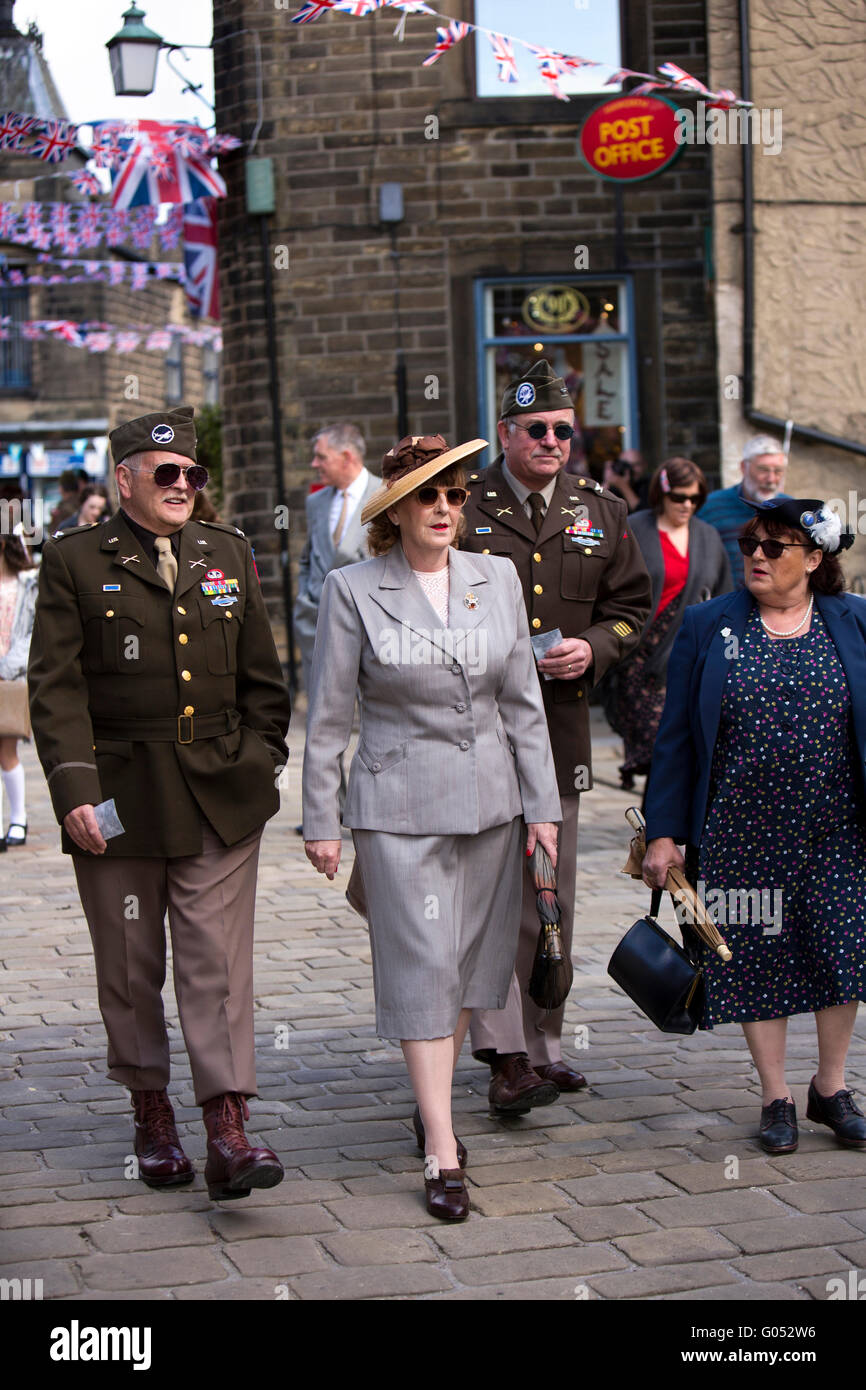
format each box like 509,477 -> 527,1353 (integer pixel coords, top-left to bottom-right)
109,120 -> 226,209
422,21 -> 471,67
85,331 -> 113,353
78,205 -> 104,248
108,263 -> 127,286
68,169 -> 101,196
528,48 -> 571,101
168,124 -> 208,159
130,207 -> 158,250
145,329 -> 172,351
46,320 -> 83,346
207,134 -> 243,155
0,205 -> 18,239
115,332 -> 142,353
183,198 -> 220,321
130,264 -> 150,290
605,68 -> 636,86
385,2 -> 434,12
489,34 -> 518,84
21,322 -> 44,341
105,209 -> 129,247
0,111 -> 37,150
292,0 -> 337,21
91,124 -> 127,170
159,205 -> 185,251
334,1 -> 386,14
657,61 -> 708,94
30,119 -> 79,164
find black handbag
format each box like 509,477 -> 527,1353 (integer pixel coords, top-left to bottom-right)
607,888 -> 705,1035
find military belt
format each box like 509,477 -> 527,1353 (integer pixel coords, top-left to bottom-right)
92,710 -> 240,746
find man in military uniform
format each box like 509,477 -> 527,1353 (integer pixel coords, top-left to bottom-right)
28,406 -> 292,1200
462,361 -> 652,1113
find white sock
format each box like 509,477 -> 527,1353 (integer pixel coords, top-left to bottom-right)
1,763 -> 25,829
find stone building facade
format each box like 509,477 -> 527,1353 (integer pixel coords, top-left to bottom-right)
213,0 -> 721,649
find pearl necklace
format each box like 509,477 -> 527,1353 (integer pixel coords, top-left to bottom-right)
759,595 -> 813,638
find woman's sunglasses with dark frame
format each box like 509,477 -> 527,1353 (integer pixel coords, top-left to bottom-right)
125,462 -> 210,492
738,536 -> 808,560
666,491 -> 701,506
412,485 -> 468,507
511,421 -> 575,442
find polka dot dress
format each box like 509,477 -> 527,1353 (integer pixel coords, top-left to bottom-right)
698,608 -> 866,1028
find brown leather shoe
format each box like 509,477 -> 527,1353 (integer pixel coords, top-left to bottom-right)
489,1053 -> 559,1114
202,1092 -> 284,1200
424,1161 -> 470,1221
131,1089 -> 194,1189
534,1061 -> 588,1092
412,1106 -> 468,1168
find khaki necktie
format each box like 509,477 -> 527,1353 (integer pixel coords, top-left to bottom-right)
154,535 -> 177,592
332,490 -> 349,547
528,492 -> 546,537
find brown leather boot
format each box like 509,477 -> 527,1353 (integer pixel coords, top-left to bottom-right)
202,1092 -> 284,1200
131,1089 -> 194,1189
489,1053 -> 559,1115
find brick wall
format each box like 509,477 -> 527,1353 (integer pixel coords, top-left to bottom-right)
214,0 -> 719,637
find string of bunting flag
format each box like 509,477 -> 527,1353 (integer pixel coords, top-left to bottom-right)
0,319 -> 222,352
289,2 -> 744,106
0,203 -> 185,253
0,259 -> 185,289
0,115 -> 240,205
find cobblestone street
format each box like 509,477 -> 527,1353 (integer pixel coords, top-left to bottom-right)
2,708 -> 865,1302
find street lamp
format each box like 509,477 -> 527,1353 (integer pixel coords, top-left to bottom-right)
106,5 -> 163,97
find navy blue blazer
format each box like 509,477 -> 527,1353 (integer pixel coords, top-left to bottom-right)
644,587 -> 866,846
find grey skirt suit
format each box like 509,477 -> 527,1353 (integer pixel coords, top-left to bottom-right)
302,542 -> 561,1040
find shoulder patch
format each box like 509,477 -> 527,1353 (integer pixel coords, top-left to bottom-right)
51,523 -> 98,540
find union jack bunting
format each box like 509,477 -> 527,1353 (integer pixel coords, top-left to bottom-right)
489,34 -> 518,84
108,263 -> 127,286
207,134 -> 243,154
168,125 -> 208,159
115,332 -> 142,353
385,2 -> 435,12
85,332 -> 113,353
106,209 -> 129,247
0,205 -> 18,239
30,119 -> 79,164
160,205 -> 185,250
183,197 -> 220,320
291,0 -> 337,21
529,49 -> 570,101
109,120 -> 226,209
145,329 -> 172,351
91,124 -> 127,170
129,207 -> 158,250
78,205 -> 104,248
656,61 -> 708,93
605,68 -> 635,86
130,264 -> 150,291
422,21 -> 470,67
68,169 -> 102,196
0,111 -> 37,150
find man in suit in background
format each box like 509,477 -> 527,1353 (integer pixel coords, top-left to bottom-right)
293,423 -> 378,694
461,361 -> 652,1115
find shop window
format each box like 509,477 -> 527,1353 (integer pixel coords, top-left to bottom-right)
202,345 -> 219,406
474,0 -> 622,99
475,276 -> 637,474
0,284 -> 31,390
165,334 -> 183,404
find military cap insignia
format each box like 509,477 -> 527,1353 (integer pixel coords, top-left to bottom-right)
151,423 -> 175,445
515,382 -> 536,407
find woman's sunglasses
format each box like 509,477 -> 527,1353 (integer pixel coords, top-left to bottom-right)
512,421 -> 575,441
738,536 -> 807,560
412,485 -> 468,507
125,462 -> 210,491
667,492 -> 700,506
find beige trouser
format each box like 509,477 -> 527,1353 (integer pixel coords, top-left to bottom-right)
470,795 -> 579,1067
73,820 -> 263,1105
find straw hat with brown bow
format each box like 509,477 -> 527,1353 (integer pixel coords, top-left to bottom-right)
361,434 -> 487,526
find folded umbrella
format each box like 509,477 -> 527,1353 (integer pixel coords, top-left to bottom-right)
528,842 -> 574,1010
621,807 -> 732,961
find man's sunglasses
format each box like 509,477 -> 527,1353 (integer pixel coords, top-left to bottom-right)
125,462 -> 209,491
412,485 -> 468,507
667,492 -> 700,506
512,421 -> 575,442
738,536 -> 807,560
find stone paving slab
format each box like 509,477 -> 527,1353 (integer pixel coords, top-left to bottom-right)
2,712 -> 866,1301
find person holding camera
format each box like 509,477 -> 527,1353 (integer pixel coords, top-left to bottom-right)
602,450 -> 650,514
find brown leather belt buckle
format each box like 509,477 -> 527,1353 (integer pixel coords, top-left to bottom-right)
177,714 -> 194,744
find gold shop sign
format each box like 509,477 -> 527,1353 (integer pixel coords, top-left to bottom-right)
521,284 -> 590,334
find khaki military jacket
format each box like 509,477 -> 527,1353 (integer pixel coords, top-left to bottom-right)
461,460 -> 651,795
28,511 -> 291,857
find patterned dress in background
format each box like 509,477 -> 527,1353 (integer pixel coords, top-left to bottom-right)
698,609 -> 866,1028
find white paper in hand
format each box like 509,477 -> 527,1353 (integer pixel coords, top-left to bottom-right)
93,798 -> 125,841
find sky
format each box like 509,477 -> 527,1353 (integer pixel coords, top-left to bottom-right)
474,0 -> 622,97
16,0 -> 215,129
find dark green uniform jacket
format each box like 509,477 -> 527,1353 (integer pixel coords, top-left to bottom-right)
28,511 -> 291,857
461,461 -> 652,797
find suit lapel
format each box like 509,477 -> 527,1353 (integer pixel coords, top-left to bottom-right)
473,463 -> 535,542
698,588 -> 753,756
175,526 -> 216,599
447,547 -> 490,636
101,513 -> 166,592
371,544 -> 489,661
315,487 -> 337,568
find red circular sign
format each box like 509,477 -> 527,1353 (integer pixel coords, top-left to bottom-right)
580,95 -> 681,183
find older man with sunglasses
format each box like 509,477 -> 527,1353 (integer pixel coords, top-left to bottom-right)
28,406 -> 291,1200
461,361 -> 652,1114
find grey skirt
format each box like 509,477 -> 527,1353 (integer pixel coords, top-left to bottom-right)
351,817 -> 524,1040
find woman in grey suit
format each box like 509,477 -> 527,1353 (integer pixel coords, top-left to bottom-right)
303,435 -> 561,1221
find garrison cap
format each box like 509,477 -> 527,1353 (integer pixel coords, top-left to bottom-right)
500,359 -> 573,418
110,405 -> 198,467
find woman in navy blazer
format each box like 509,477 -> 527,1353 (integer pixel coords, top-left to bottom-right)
643,498 -> 866,1155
